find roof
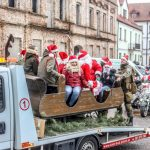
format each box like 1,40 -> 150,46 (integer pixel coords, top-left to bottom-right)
117,15 -> 142,31
119,0 -> 125,5
128,3 -> 150,22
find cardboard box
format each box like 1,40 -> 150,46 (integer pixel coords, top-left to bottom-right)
34,118 -> 46,138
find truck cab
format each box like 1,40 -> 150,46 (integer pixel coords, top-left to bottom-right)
0,67 -> 13,149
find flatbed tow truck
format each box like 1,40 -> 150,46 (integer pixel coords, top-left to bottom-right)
0,64 -> 149,150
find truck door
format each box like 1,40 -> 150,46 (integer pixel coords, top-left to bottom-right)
0,72 -> 11,149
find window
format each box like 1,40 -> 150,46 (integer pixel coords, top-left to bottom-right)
110,48 -> 113,58
9,0 -> 15,7
130,31 -> 132,43
139,26 -> 143,31
119,28 -> 122,40
32,0 -> 38,13
138,35 -> 140,44
135,33 -> 137,43
88,45 -> 93,56
59,0 -> 65,20
119,53 -> 122,59
149,25 -> 150,33
0,77 -> 5,113
102,47 -> 106,57
96,46 -> 100,57
110,16 -> 113,34
33,39 -> 42,56
60,42 -> 67,52
97,11 -> 100,36
103,13 -> 106,32
89,8 -> 94,27
76,3 -> 81,25
9,38 -> 22,58
135,54 -> 137,61
124,29 -> 126,41
123,9 -> 127,18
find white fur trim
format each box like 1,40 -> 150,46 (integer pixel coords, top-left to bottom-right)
79,54 -> 90,60
27,48 -> 37,54
69,59 -> 78,62
88,80 -> 93,87
122,57 -> 127,61
49,53 -> 54,57
51,49 -> 58,53
95,71 -> 102,76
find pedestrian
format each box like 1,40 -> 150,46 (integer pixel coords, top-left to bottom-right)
38,44 -> 65,93
116,54 -> 136,126
63,55 -> 87,107
24,45 -> 39,76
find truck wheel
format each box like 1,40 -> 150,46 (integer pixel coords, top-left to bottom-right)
140,106 -> 148,117
76,136 -> 98,150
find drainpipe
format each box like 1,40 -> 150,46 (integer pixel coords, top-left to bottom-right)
117,21 -> 119,59
146,21 -> 148,65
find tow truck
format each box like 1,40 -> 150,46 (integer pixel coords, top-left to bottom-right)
0,64 -> 149,150
0,35 -> 150,150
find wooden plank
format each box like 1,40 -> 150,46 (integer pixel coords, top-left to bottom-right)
39,87 -> 124,118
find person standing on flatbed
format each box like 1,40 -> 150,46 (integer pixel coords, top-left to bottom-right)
116,55 -> 137,126
38,44 -> 65,93
24,45 -> 39,76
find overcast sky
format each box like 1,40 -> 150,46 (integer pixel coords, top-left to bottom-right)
127,0 -> 150,3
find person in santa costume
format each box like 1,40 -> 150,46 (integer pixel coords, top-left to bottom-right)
78,50 -> 102,96
24,45 -> 39,76
63,55 -> 87,107
38,44 -> 65,93
101,56 -> 112,71
58,51 -> 69,74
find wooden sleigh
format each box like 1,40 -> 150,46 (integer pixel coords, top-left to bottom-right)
26,75 -> 124,118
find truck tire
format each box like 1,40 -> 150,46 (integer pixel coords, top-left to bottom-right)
140,106 -> 148,117
76,136 -> 98,150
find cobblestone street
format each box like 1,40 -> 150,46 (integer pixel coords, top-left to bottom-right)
109,116 -> 150,150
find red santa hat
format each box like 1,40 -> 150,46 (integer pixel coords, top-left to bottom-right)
47,44 -> 58,53
78,50 -> 89,60
19,49 -> 26,56
59,52 -> 68,61
104,61 -> 112,67
121,54 -> 129,62
101,56 -> 110,64
69,55 -> 78,62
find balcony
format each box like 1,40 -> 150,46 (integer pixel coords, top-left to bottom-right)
128,43 -> 141,51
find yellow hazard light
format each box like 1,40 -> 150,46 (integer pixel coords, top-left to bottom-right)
22,142 -> 34,148
0,57 -> 18,63
0,57 -> 6,63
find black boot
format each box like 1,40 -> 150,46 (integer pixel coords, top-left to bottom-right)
128,117 -> 133,126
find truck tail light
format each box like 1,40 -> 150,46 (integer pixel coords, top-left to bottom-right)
22,142 -> 34,148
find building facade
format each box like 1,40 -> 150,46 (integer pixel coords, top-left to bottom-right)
117,0 -> 142,64
0,0 -> 117,59
129,3 -> 150,66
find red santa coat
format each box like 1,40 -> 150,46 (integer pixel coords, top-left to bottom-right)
81,62 -> 102,96
91,60 -> 102,80
59,63 -> 66,74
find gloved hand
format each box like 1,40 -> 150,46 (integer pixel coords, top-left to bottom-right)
88,80 -> 93,88
96,74 -> 101,81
